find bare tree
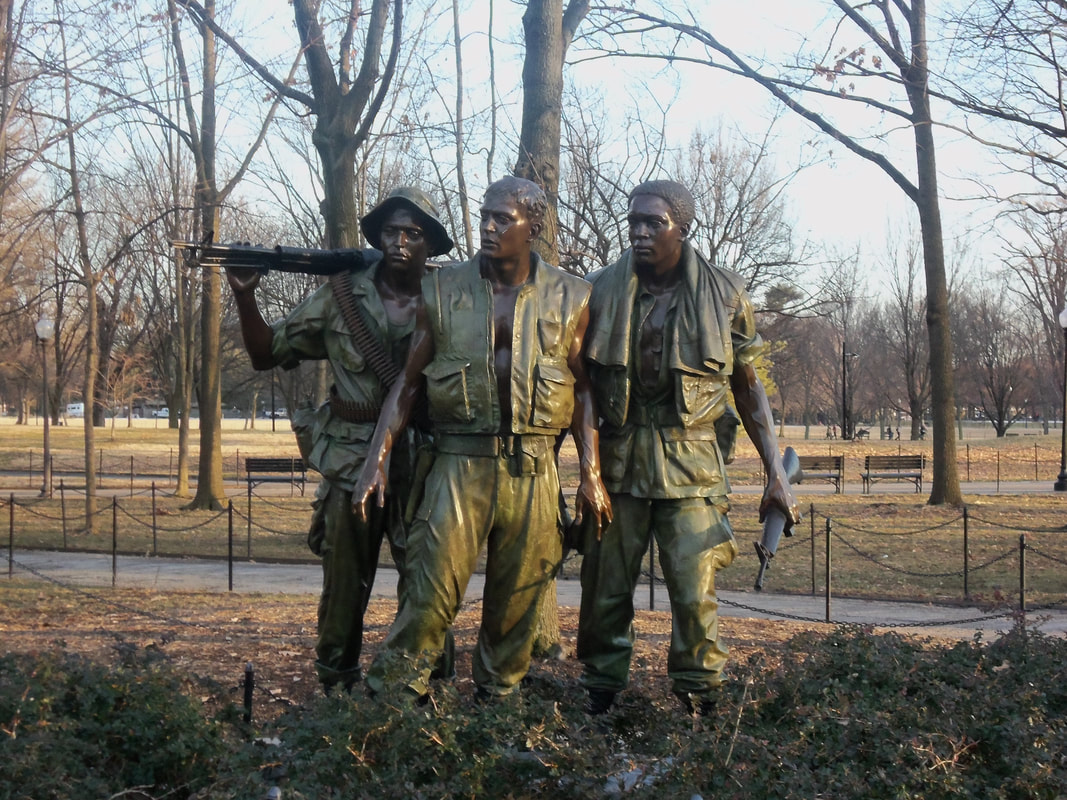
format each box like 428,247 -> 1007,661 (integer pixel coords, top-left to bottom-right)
941,1 -> 1067,213
999,212 -> 1067,421
956,287 -> 1033,436
515,0 -> 591,265
674,121 -> 816,306
557,87 -> 666,273
762,285 -> 836,438
586,1 -> 962,503
875,235 -> 931,439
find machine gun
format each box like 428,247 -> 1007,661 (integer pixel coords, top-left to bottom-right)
172,237 -> 369,276
753,446 -> 804,591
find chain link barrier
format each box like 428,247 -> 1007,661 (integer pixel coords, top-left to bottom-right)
231,506 -> 306,537
6,482 -> 1067,633
965,511 -> 1067,534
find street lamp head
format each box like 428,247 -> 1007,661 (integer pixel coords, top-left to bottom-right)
35,317 -> 55,342
1059,306 -> 1067,331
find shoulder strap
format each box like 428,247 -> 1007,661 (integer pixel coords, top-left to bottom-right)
328,271 -> 401,389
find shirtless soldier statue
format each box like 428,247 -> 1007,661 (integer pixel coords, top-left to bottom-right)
354,176 -> 612,703
226,187 -> 453,694
577,179 -> 800,716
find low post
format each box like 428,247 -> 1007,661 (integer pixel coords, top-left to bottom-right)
28,449 -> 33,489
129,455 -> 134,496
1019,534 -> 1026,618
825,517 -> 832,623
228,500 -> 234,593
962,506 -> 970,600
966,444 -> 971,482
247,479 -> 253,558
235,448 -> 240,487
997,452 -> 1001,493
243,662 -> 254,724
60,481 -> 68,548
809,503 -> 816,595
151,482 -> 158,555
8,493 -> 14,579
648,538 -> 656,611
1034,443 -> 1039,482
111,496 -> 118,588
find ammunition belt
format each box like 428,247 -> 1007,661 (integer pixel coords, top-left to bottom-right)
329,271 -> 401,388
328,388 -> 382,423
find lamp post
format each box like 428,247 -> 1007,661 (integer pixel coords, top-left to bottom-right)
1054,306 -> 1067,491
841,343 -> 858,440
35,317 -> 55,497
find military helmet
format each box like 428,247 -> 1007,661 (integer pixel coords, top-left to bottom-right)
360,186 -> 454,257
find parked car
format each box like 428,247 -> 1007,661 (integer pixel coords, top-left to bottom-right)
66,403 -> 84,418
152,407 -> 169,418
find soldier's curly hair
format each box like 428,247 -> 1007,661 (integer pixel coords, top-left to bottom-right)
484,176 -> 547,227
628,180 -> 696,229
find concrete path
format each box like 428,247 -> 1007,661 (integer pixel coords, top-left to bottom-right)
6,549 -> 1063,641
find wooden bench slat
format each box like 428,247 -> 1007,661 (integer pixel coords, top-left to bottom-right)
797,454 -> 844,493
246,457 -> 307,496
861,454 -> 924,493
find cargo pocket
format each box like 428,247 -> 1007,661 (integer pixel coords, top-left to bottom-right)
532,356 -> 575,428
660,431 -> 723,489
598,434 -> 633,487
422,358 -> 473,424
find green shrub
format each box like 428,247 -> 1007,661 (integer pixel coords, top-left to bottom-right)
0,645 -> 228,800
203,623 -> 1067,799
8,623 -> 1067,799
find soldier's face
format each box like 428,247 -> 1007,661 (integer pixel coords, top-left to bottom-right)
627,194 -> 687,272
479,193 -> 538,262
379,208 -> 429,270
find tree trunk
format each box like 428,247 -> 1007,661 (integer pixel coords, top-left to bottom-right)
905,2 -> 961,504
189,0 -> 225,510
514,0 -> 591,656
514,0 -> 566,266
449,0 -> 474,254
59,20 -> 97,534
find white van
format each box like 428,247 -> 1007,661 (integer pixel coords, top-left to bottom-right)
66,403 -> 84,418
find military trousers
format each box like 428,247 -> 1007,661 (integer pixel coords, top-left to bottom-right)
365,434 -> 561,698
576,493 -> 738,698
314,482 -> 402,688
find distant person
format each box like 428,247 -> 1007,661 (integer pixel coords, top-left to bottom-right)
896,427 -> 901,440
920,424 -> 927,440
576,179 -> 799,716
353,176 -> 611,703
226,187 -> 454,694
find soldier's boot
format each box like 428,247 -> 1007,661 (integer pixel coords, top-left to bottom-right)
584,688 -> 617,716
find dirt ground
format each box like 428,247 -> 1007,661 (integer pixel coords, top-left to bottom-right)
0,583 -> 965,719
0,586 -> 813,708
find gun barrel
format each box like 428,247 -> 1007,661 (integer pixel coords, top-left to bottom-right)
172,240 -> 366,276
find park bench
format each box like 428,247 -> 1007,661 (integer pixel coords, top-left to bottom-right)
245,456 -> 307,496
797,454 -> 845,493
861,454 -> 924,493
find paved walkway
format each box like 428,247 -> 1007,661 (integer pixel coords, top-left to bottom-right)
0,473 -> 1062,500
6,549 -> 1064,641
